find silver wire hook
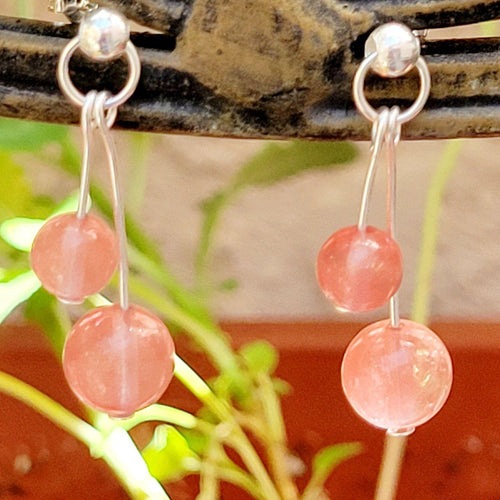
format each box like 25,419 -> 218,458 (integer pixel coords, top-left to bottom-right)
353,53 -> 431,125
357,107 -> 390,231
76,90 -> 97,219
57,37 -> 141,110
76,90 -> 118,220
93,91 -> 129,310
385,106 -> 401,329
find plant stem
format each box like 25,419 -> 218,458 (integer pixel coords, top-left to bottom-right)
197,436 -> 220,500
376,140 -> 463,500
411,140 -> 463,324
0,371 -> 99,447
127,275 -> 248,397
0,371 -> 169,500
126,133 -> 153,217
257,374 -> 298,500
118,404 -> 212,434
175,357 -> 282,500
374,434 -> 408,500
217,467 -> 266,500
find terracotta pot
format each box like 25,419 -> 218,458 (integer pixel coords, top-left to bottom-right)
0,322 -> 499,499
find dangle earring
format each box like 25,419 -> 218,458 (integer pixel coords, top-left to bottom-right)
31,7 -> 175,418
317,23 -> 453,435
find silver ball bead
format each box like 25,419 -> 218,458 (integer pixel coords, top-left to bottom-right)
79,7 -> 130,61
365,22 -> 420,78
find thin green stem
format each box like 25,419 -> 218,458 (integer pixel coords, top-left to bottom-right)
128,246 -> 215,330
197,437 -> 221,500
126,133 -> 153,217
374,434 -> 408,500
411,140 -> 463,324
257,374 -> 298,500
174,358 -> 282,500
17,2 -> 33,18
377,139 -> 463,500
0,371 -> 99,447
88,298 -> 278,500
0,371 -> 169,500
127,275 -> 248,397
118,404 -> 212,434
217,467 -> 266,500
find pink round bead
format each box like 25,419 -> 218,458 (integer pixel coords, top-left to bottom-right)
341,319 -> 453,433
31,213 -> 119,304
316,225 -> 403,312
63,304 -> 175,418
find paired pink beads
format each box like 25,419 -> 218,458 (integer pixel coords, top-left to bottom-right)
316,221 -> 452,432
29,7 -> 176,418
31,212 -> 175,417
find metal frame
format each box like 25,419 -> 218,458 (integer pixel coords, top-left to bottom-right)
0,0 -> 498,139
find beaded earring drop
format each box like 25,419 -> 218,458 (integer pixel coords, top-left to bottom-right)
317,23 -> 453,435
31,7 -> 175,418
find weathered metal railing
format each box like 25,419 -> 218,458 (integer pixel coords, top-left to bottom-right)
0,0 -> 498,139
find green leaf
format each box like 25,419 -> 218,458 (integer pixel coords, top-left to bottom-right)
142,425 -> 200,482
232,141 -> 358,190
195,141 -> 357,289
239,340 -> 278,375
52,190 -> 89,215
303,442 -> 362,499
312,442 -> 362,476
272,377 -> 292,395
0,218 -> 43,252
0,192 -> 87,252
25,289 -> 70,356
0,118 -> 68,152
180,428 -> 210,456
217,278 -> 239,292
0,152 -> 35,220
0,270 -> 41,324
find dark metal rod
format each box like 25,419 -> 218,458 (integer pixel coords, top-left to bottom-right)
0,16 -> 498,140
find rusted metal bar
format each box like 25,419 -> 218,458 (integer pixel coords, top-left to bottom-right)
0,0 -> 498,140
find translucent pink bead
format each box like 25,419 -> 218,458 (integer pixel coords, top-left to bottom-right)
316,225 -> 403,312
341,319 -> 453,434
31,213 -> 118,304
63,304 -> 175,418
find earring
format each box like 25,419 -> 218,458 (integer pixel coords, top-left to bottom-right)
316,23 -> 453,435
30,7 -> 175,418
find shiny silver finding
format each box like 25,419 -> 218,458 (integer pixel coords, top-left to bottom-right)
365,22 -> 421,78
79,7 -> 130,61
49,0 -> 97,15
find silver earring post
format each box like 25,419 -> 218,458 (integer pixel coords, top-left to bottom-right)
353,23 -> 431,125
354,23 -> 430,328
57,7 -> 141,110
58,7 -> 141,310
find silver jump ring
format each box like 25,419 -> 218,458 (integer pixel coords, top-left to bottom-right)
84,90 -> 118,129
57,37 -> 141,110
353,52 -> 431,125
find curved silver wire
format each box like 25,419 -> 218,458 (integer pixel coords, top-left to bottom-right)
57,37 -> 141,110
385,107 -> 402,328
77,92 -> 118,219
353,53 -> 431,125
357,108 -> 390,231
76,90 -> 97,219
93,91 -> 129,310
